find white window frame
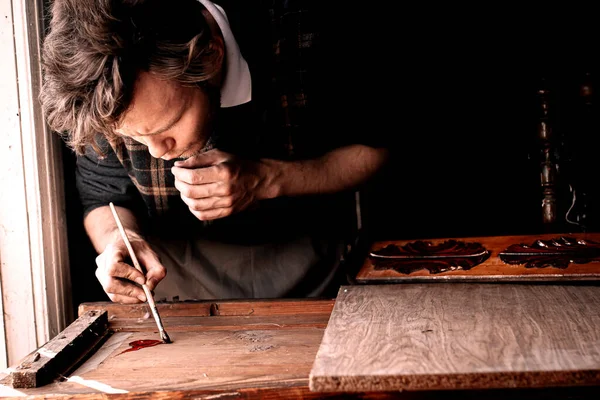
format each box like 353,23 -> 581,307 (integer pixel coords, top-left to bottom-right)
0,0 -> 72,368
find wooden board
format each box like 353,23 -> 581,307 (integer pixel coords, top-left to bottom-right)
1,299 -> 335,398
309,284 -> 600,392
356,232 -> 600,283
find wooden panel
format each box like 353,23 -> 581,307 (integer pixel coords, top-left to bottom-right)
3,300 -> 332,397
310,284 -> 600,392
74,329 -> 321,392
356,233 -> 600,282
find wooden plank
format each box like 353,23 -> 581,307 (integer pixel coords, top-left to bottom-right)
79,299 -> 335,319
356,233 -> 600,282
3,300 -> 333,396
8,312 -> 332,396
73,329 -> 322,393
309,284 -> 600,392
109,314 -> 330,332
6,311 -> 109,388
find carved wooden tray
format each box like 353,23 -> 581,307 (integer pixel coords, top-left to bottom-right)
356,232 -> 600,283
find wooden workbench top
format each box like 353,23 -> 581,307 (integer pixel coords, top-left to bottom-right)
2,294 -> 600,399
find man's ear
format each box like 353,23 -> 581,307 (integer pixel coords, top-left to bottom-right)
201,9 -> 225,85
210,35 -> 225,68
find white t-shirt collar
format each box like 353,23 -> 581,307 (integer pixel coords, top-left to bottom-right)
198,0 -> 252,108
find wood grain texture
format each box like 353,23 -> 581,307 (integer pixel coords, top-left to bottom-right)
357,233 -> 600,282
109,314 -> 330,332
78,299 -> 335,319
5,300 -> 332,398
5,298 -> 600,399
73,329 -> 321,392
309,284 -> 600,392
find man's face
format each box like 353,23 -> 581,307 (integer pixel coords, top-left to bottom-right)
115,71 -> 215,160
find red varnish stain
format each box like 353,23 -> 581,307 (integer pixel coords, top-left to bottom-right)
118,339 -> 163,355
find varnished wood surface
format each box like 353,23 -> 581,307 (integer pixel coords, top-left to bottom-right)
1,299 -> 334,398
309,284 -> 600,392
78,329 -> 322,392
357,232 -> 600,282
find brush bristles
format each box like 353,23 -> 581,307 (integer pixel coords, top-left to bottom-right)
161,331 -> 172,344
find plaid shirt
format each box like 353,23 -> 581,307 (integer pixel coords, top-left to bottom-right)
108,135 -> 217,216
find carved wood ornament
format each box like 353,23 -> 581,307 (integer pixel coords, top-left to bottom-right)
369,240 -> 491,274
499,236 -> 600,269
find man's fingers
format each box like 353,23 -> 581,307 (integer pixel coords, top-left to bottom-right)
96,244 -> 146,285
174,180 -> 228,199
95,265 -> 144,294
95,240 -> 165,304
137,250 -> 166,291
180,194 -> 234,212
108,293 -> 146,304
171,165 -> 222,185
95,272 -> 147,303
103,260 -> 146,285
190,207 -> 233,221
173,149 -> 227,168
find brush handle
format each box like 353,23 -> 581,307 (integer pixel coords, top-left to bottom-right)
108,202 -> 170,340
108,202 -> 145,275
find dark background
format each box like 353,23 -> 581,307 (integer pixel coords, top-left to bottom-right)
59,2 -> 600,311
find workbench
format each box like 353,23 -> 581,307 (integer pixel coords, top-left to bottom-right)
0,294 -> 599,399
3,233 -> 600,399
1,299 -> 336,398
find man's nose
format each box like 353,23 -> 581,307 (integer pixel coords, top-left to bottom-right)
146,137 -> 175,159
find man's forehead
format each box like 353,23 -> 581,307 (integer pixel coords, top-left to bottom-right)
130,73 -> 183,111
120,73 -> 187,127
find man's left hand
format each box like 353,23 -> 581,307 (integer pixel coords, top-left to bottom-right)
172,149 -> 276,221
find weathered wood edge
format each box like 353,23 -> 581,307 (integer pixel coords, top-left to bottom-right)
355,274 -> 600,284
308,370 -> 600,392
11,384 -> 600,400
8,310 -> 109,388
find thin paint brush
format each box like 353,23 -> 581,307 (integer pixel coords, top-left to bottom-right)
108,202 -> 172,344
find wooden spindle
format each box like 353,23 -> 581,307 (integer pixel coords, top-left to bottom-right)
538,80 -> 557,227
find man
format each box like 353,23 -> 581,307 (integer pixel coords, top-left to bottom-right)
41,0 -> 389,303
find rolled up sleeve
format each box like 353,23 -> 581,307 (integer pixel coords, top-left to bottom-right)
75,142 -> 145,218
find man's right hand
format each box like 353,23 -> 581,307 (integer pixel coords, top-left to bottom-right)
94,234 -> 166,304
